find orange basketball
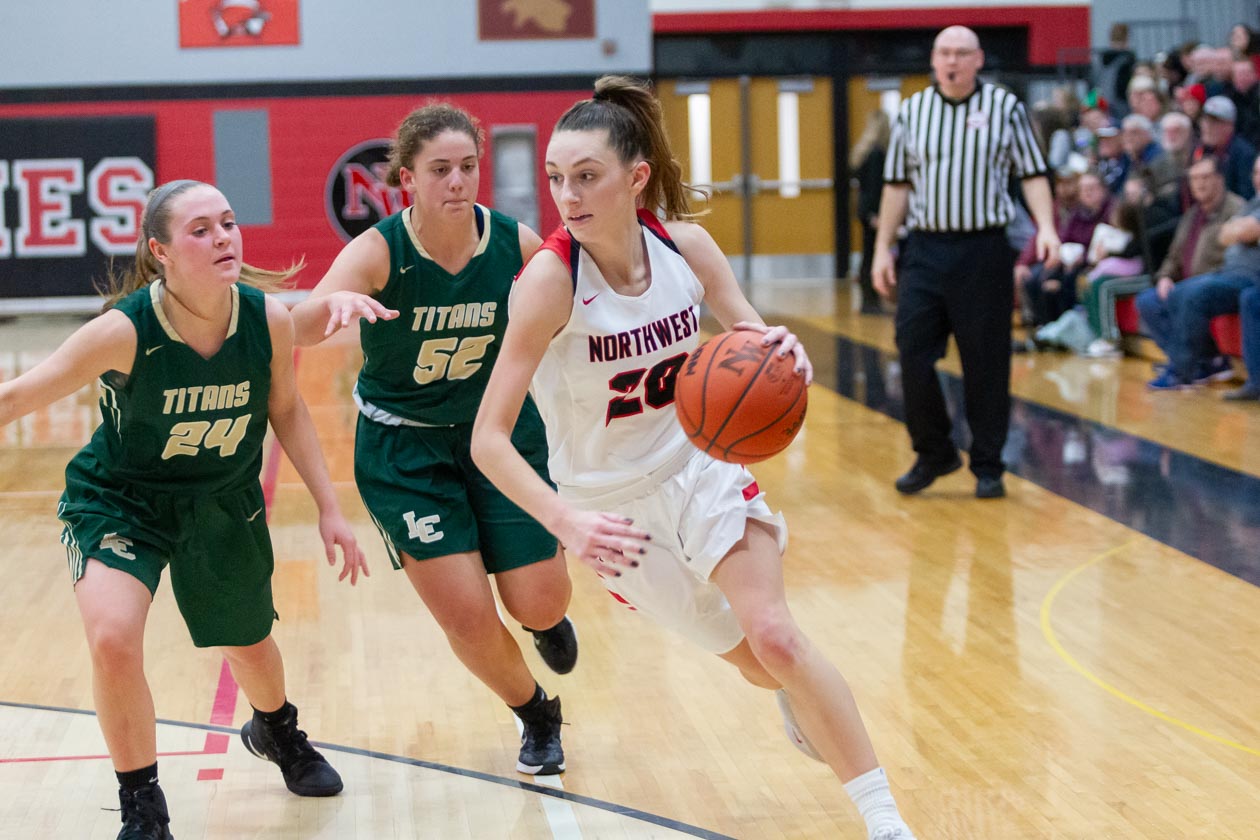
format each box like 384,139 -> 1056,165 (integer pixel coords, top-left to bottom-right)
674,330 -> 808,464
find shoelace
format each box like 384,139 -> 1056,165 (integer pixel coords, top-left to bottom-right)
270,724 -> 322,770
119,788 -> 166,831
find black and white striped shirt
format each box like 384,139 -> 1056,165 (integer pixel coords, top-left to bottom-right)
884,82 -> 1047,233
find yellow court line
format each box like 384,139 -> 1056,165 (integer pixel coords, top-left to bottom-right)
1040,539 -> 1260,758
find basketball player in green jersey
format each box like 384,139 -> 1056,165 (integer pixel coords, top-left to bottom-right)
291,104 -> 574,775
0,180 -> 368,840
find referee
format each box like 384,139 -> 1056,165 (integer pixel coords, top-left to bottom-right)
873,25 -> 1059,499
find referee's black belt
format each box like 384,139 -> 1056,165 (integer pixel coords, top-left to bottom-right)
907,227 -> 1007,241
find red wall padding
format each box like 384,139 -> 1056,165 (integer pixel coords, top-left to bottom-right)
0,91 -> 584,288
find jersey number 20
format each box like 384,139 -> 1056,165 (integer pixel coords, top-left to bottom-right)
605,353 -> 687,425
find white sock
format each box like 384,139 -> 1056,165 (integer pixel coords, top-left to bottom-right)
843,766 -> 908,837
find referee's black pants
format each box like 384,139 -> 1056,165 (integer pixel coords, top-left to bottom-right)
894,229 -> 1015,480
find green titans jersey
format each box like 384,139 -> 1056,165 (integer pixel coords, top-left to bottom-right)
355,204 -> 523,426
68,282 -> 272,495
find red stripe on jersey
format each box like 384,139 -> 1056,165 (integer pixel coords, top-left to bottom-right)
606,588 -> 638,610
742,481 -> 759,501
517,224 -> 580,287
636,208 -> 682,256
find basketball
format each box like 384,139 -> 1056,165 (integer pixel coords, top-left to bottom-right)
674,330 -> 808,464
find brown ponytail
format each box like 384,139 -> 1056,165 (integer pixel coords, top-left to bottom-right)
100,180 -> 300,311
555,75 -> 703,220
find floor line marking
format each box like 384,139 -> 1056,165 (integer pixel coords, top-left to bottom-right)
1040,538 -> 1260,758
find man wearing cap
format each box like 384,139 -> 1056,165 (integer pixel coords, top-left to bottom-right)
1096,122 -> 1127,194
1127,76 -> 1166,123
1197,95 -> 1258,199
1121,114 -> 1165,190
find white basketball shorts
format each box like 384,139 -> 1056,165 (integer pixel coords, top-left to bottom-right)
561,448 -> 788,654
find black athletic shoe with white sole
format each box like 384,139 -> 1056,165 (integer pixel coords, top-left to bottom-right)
241,710 -> 343,797
527,617 -> 578,675
516,694 -> 565,775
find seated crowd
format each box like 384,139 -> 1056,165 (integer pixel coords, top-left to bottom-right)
1015,21 -> 1260,401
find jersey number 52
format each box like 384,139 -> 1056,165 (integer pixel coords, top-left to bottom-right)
605,352 -> 687,425
413,335 -> 495,385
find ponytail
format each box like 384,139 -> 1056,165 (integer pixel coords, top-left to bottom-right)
555,75 -> 704,220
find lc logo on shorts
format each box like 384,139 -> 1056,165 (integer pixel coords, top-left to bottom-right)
100,533 -> 136,560
403,511 -> 444,544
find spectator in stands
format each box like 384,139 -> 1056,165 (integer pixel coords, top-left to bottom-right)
1080,180 -> 1180,357
1128,76 -> 1167,123
1095,123 -> 1128,193
850,109 -> 891,314
1080,91 -> 1111,135
1230,23 -> 1257,54
1033,103 -> 1075,172
1136,154 -> 1244,385
1019,170 -> 1113,326
1176,82 -> 1207,123
1160,49 -> 1189,91
1098,24 -> 1136,119
1121,114 -> 1164,186
1205,48 -> 1236,97
1197,96 -> 1258,199
1152,111 -> 1194,204
1224,282 -> 1260,400
1230,58 -> 1260,147
1150,156 -> 1260,389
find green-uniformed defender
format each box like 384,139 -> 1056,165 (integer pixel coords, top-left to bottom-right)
0,180 -> 368,840
292,103 -> 574,776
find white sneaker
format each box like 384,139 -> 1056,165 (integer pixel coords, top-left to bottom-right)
775,689 -> 824,762
871,825 -> 916,840
1083,338 -> 1121,359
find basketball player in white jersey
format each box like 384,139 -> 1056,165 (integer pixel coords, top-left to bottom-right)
471,76 -> 917,840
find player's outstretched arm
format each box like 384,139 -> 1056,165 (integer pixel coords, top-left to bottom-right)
668,220 -> 813,384
289,229 -> 397,347
264,296 -> 369,584
470,252 -> 650,573
0,310 -> 136,427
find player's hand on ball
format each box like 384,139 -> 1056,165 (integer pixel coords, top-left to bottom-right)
324,290 -> 399,337
557,509 -> 650,575
319,510 -> 370,585
732,321 -> 814,385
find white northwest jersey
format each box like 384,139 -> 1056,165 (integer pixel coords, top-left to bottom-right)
526,210 -> 703,495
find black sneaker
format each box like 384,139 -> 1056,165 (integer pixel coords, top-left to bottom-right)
516,695 -> 565,775
526,617 -> 578,675
117,783 -> 173,840
241,711 -> 343,797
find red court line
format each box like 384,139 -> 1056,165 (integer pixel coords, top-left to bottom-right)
3,351 -> 299,769
197,349 -> 299,765
0,749 -> 214,765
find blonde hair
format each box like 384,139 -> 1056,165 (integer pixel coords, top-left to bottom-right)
554,75 -> 703,220
101,180 -> 300,311
849,109 -> 891,170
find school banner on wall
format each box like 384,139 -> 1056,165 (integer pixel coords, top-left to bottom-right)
0,116 -> 156,299
179,0 -> 301,48
479,0 -> 595,40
